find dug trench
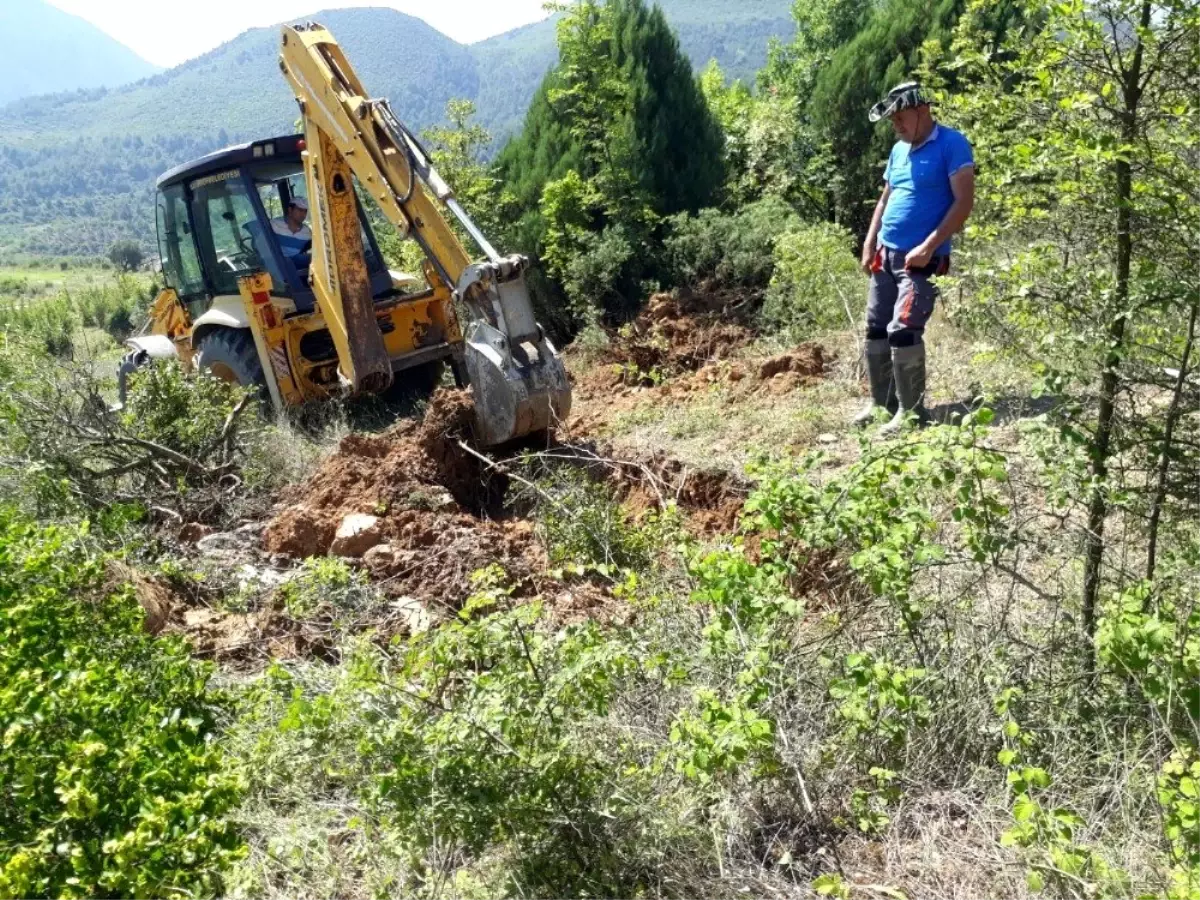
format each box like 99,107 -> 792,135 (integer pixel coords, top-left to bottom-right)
149,288 -> 832,669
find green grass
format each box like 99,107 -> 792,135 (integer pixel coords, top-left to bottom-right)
0,264 -> 140,299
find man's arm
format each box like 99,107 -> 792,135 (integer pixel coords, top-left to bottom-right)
904,165 -> 975,269
860,184 -> 892,273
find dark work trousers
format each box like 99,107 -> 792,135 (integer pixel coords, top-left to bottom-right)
865,246 -> 949,346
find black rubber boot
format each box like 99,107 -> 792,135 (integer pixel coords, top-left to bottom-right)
879,342 -> 928,436
851,337 -> 898,427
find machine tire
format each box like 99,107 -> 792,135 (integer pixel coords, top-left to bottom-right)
388,359 -> 446,398
194,328 -> 266,394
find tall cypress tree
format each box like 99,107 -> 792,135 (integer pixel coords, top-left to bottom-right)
496,0 -> 724,245
614,0 -> 724,216
809,0 -> 963,231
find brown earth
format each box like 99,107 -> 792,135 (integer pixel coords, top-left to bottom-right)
104,560 -> 178,635
565,287 -> 831,436
597,448 -> 751,536
168,294 -> 832,664
263,389 -> 503,560
569,342 -> 832,435
578,289 -> 756,393
261,389 -> 544,610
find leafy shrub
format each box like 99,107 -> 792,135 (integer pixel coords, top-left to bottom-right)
231,568 -> 662,897
76,278 -> 146,341
530,466 -> 674,572
0,294 -> 77,356
761,221 -> 862,337
0,340 -> 260,522
277,556 -> 385,624
0,512 -> 243,897
122,362 -> 251,464
662,197 -> 801,292
539,169 -> 651,327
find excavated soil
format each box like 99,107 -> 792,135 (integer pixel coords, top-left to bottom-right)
168,295 -> 830,666
591,289 -> 757,388
570,446 -> 752,536
566,288 -> 832,436
262,389 -> 538,607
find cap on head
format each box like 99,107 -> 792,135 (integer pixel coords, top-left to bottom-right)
289,196 -> 309,211
869,81 -> 931,122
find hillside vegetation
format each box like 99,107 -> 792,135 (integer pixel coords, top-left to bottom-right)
0,0 -> 1197,898
0,1 -> 793,258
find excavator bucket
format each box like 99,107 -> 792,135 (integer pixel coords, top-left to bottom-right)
460,267 -> 572,446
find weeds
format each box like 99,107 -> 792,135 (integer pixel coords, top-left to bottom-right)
0,511 -> 243,897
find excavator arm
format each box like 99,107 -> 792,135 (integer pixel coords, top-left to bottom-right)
278,22 -> 571,444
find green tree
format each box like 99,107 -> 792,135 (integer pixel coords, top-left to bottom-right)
495,0 -> 725,329
106,238 -> 143,272
947,0 -> 1200,670
700,59 -> 834,217
423,98 -> 499,242
808,0 -> 963,230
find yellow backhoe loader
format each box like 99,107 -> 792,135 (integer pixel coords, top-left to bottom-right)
118,22 -> 571,446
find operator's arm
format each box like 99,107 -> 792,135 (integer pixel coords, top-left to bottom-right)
860,184 -> 892,274
904,165 -> 975,268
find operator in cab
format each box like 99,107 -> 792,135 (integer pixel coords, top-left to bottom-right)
272,196 -> 311,265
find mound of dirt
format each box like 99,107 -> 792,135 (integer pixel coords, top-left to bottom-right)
617,450 -> 750,535
599,290 -> 756,387
359,512 -> 544,607
263,389 -> 503,559
551,444 -> 752,536
262,390 -> 544,607
757,344 -> 829,381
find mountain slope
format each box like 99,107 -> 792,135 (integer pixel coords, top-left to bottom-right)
0,0 -> 161,108
0,2 -> 794,257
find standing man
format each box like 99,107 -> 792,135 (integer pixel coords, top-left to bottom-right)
853,82 -> 974,434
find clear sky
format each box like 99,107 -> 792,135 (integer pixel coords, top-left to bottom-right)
43,0 -> 554,68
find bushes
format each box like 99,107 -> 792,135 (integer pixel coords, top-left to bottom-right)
0,294 -> 77,356
761,221 -> 861,336
528,465 -> 675,572
75,277 -> 148,341
0,274 -> 150,357
659,204 -> 863,342
0,338 -> 261,522
230,569 -> 664,897
0,512 -> 243,897
662,197 -> 801,292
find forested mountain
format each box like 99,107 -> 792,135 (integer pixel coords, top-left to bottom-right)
0,1 -> 792,258
0,0 -> 161,108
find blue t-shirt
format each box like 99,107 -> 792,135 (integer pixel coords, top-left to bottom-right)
879,124 -> 974,256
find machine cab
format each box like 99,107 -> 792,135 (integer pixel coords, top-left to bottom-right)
154,134 -> 394,319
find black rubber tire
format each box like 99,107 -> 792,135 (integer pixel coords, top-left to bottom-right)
194,328 -> 266,393
385,359 -> 446,399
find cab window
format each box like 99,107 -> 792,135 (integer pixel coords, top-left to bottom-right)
251,164 -> 386,277
155,184 -> 205,314
190,171 -> 267,296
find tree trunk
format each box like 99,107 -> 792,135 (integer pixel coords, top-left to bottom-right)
1080,0 -> 1151,678
1145,298 -> 1199,583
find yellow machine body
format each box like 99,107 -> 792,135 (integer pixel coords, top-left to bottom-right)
127,22 -> 570,445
